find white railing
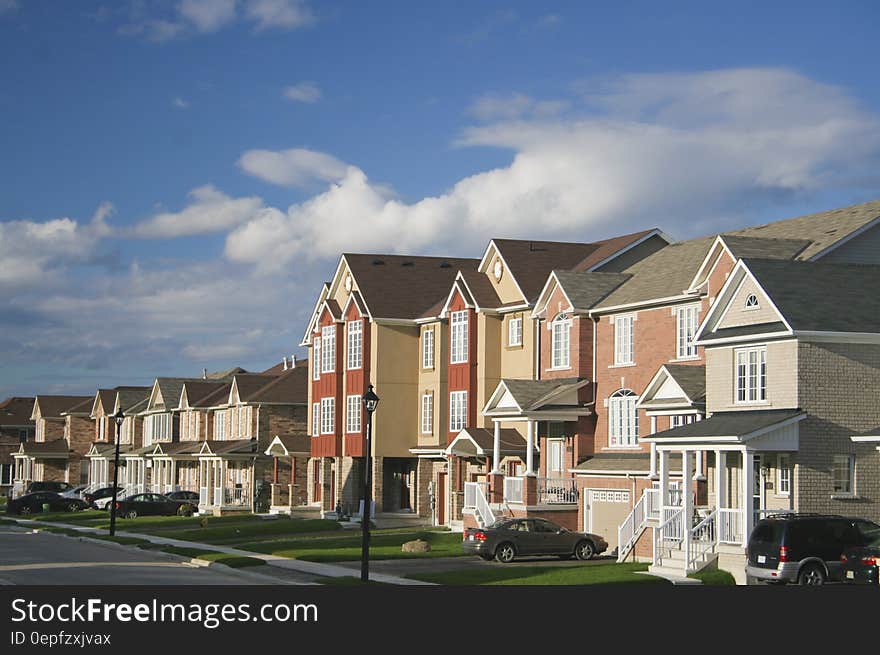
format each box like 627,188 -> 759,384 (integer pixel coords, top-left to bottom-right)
11,481 -> 26,498
223,487 -> 250,507
537,477 -> 578,504
503,476 -> 524,504
618,488 -> 653,562
464,482 -> 495,527
687,509 -> 717,571
199,486 -> 209,506
653,507 -> 683,567
645,488 -> 660,520
718,507 -> 744,544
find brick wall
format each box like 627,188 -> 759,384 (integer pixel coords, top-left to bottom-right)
796,340 -> 880,521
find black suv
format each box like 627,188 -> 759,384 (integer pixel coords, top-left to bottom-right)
746,513 -> 880,585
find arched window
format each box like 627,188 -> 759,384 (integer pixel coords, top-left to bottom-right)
551,314 -> 571,369
609,389 -> 638,447
745,294 -> 759,309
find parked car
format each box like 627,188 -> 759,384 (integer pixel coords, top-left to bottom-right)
6,491 -> 89,515
462,517 -> 608,563
166,490 -> 200,503
25,481 -> 72,494
83,485 -> 124,508
746,513 -> 880,585
840,524 -> 880,584
60,484 -> 88,499
114,493 -> 196,519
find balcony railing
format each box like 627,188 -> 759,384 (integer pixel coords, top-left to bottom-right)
223,486 -> 250,507
718,507 -> 744,544
503,477 -> 524,504
537,477 -> 577,505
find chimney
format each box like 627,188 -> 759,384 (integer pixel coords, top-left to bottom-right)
202,368 -> 208,379
282,356 -> 288,371
291,354 -> 297,367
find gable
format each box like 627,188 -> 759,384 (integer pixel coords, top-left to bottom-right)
178,388 -> 190,410
546,284 -> 573,320
228,379 -> 241,406
329,259 -> 359,307
479,242 -> 527,305
716,276 -> 784,330
820,221 -> 880,266
90,393 -> 105,419
655,375 -> 686,401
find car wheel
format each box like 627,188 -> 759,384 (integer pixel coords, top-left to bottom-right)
125,510 -> 137,520
67,503 -> 81,512
494,542 -> 516,563
19,505 -> 31,515
575,540 -> 595,561
178,505 -> 193,517
798,563 -> 826,586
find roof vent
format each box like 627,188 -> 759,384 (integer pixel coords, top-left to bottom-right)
291,354 -> 297,367
372,258 -> 385,265
401,261 -> 414,267
439,261 -> 451,268
202,368 -> 208,379
282,356 -> 288,371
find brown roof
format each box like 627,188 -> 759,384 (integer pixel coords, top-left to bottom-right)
232,374 -> 280,403
457,269 -> 502,309
492,230 -> 658,302
93,389 -> 117,417
345,253 -> 480,319
34,395 -> 93,419
180,380 -> 231,408
249,364 -> 308,404
0,397 -> 36,426
116,387 -> 151,414
270,434 -> 310,455
200,439 -> 258,455
20,438 -> 70,457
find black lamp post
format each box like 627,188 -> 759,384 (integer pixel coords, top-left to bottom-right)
360,384 -> 380,582
108,408 -> 125,537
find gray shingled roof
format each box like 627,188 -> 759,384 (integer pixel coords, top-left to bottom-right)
551,270 -> 631,310
35,396 -> 93,418
116,387 -> 151,414
727,199 -> 880,260
719,235 -> 812,261
698,321 -> 789,342
499,378 -> 583,411
447,428 -> 527,455
650,409 -> 804,441
20,439 -> 70,457
663,365 -> 706,403
573,453 -> 682,473
745,259 -> 880,333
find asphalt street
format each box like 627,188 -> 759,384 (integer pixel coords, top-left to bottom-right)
0,525 -> 271,585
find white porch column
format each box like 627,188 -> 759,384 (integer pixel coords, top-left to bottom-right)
682,449 -> 693,563
171,460 -> 177,490
525,420 -> 535,476
649,442 -> 658,479
492,421 -> 501,474
694,450 -> 705,481
714,450 -> 725,545
742,449 -> 754,549
659,449 -> 669,507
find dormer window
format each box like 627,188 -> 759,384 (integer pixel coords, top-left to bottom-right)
745,294 -> 759,309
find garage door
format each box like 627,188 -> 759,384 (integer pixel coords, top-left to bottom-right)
583,489 -> 630,552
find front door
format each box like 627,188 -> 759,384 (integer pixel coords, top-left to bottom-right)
312,460 -> 322,503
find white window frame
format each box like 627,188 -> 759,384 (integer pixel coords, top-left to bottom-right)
745,294 -> 759,310
421,393 -> 433,435
0,462 -> 13,485
422,328 -> 435,370
608,389 -> 638,447
449,391 -> 467,432
213,410 -> 228,440
735,346 -> 767,404
235,405 -> 251,439
676,304 -> 700,359
548,439 -> 565,476
321,325 -> 336,374
312,336 -> 321,380
450,311 -> 469,364
346,395 -> 361,434
551,316 -> 571,369
777,454 -> 791,496
614,315 -> 634,365
832,455 -> 855,496
347,321 -> 363,370
312,402 -> 320,436
98,416 -> 107,441
508,316 -> 523,347
320,397 -> 335,435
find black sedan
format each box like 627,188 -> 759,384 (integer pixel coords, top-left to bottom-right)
841,531 -> 880,584
114,493 -> 196,519
463,517 -> 608,563
165,490 -> 200,503
83,485 -> 124,507
6,491 -> 89,515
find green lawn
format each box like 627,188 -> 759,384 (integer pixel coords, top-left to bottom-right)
689,568 -> 737,585
137,518 -> 341,544
407,561 -> 669,585
156,546 -> 266,568
240,530 -> 465,562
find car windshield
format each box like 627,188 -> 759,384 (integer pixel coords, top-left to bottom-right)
489,519 -> 515,529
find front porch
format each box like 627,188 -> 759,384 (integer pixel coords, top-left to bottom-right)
197,457 -> 253,514
265,435 -> 310,514
12,440 -> 70,497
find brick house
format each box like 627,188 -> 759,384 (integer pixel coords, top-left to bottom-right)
12,395 -> 92,495
0,397 -> 35,495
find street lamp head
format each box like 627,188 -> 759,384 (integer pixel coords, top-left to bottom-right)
112,408 -> 125,427
362,384 -> 380,413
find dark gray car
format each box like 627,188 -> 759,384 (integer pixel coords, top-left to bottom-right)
462,517 -> 608,563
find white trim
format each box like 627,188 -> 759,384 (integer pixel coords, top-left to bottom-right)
675,303 -> 701,359
734,345 -> 767,404
806,214 -> 880,261
551,315 -> 571,369
345,394 -> 361,434
508,315 -> 523,347
439,280 -> 475,320
449,390 -> 468,432
532,272 -> 574,320
613,314 -> 635,366
421,392 -> 434,435
589,293 -> 699,316
450,310 -> 469,364
694,332 -> 794,347
422,327 -> 435,370
299,282 -> 331,347
477,241 -> 528,304
685,236 -> 730,293
851,435 -> 880,442
346,319 -> 363,371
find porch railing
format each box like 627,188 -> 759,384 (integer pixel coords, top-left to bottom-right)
199,486 -> 209,506
617,488 -> 659,563
463,482 -> 495,527
653,507 -> 683,568
503,476 -> 524,504
271,483 -> 291,507
687,509 -> 717,571
537,477 -> 577,504
718,507 -> 744,544
11,481 -> 26,498
223,487 -> 250,507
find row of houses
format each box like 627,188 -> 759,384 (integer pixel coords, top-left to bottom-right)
297,198 -> 880,582
4,198 -> 880,582
1,360 -> 312,515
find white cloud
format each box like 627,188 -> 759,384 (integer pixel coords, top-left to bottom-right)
0,203 -> 115,288
172,96 -> 191,109
237,148 -> 350,188
245,0 -> 313,30
468,92 -> 570,121
282,82 -> 321,103
178,0 -> 237,32
133,185 -> 265,238
225,68 -> 880,272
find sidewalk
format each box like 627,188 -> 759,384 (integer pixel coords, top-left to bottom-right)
10,518 -> 434,586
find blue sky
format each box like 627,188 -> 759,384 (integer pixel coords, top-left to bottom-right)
2,0 -> 880,397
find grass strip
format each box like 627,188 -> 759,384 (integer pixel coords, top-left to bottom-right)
407,561 -> 669,586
